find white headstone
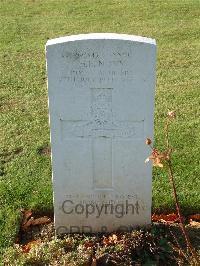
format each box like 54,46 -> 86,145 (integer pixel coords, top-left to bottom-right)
46,33 -> 156,234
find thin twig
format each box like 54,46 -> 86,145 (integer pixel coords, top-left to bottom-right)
167,161 -> 199,264
165,119 -> 169,149
165,117 -> 199,264
168,224 -> 188,262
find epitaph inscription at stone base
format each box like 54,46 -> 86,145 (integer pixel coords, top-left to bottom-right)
46,33 -> 156,233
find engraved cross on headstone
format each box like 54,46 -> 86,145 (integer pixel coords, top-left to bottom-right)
61,88 -> 144,189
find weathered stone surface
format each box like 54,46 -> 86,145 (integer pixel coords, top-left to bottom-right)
46,33 -> 156,233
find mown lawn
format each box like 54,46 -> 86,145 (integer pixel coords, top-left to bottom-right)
0,0 -> 199,255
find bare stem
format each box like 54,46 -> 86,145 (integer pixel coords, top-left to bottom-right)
167,160 -> 199,264
168,225 -> 188,262
165,119 -> 169,149
165,116 -> 199,264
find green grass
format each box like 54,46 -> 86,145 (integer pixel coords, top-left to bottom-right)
0,0 -> 200,254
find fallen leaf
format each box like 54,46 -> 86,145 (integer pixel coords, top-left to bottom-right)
102,236 -> 110,246
102,234 -> 119,246
22,244 -> 31,253
84,240 -> 94,249
22,216 -> 34,231
188,214 -> 200,221
20,210 -> 51,231
31,216 -> 51,226
152,213 -> 179,223
22,240 -> 41,253
109,234 -> 118,244
21,209 -> 33,225
189,220 -> 200,228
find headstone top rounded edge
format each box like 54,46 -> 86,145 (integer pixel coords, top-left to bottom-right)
46,33 -> 156,47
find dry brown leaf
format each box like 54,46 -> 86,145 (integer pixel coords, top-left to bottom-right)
188,214 -> 200,221
84,240 -> 94,249
22,216 -> 34,231
31,216 -> 51,226
103,234 -> 119,246
152,213 -> 179,223
102,236 -> 110,246
109,234 -> 118,244
21,209 -> 32,225
20,210 -> 51,230
22,240 -> 41,253
189,220 -> 200,228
